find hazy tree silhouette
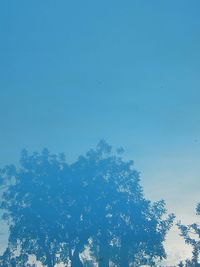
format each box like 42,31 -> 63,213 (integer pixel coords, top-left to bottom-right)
0,141 -> 174,266
178,204 -> 200,267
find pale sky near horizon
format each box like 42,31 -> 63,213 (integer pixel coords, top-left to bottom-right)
1,1 -> 200,265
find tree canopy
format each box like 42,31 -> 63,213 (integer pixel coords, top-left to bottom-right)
0,141 -> 174,266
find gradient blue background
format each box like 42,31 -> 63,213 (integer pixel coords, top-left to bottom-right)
1,1 -> 200,264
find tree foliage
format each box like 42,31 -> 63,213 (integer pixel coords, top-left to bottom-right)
0,141 -> 174,266
178,204 -> 200,267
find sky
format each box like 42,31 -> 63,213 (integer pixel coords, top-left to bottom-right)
1,1 -> 200,265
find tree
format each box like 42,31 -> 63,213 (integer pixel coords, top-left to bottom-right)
0,149 -> 72,266
73,141 -> 174,266
178,204 -> 200,267
0,141 -> 174,266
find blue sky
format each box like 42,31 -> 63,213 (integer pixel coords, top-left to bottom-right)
1,1 -> 200,264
